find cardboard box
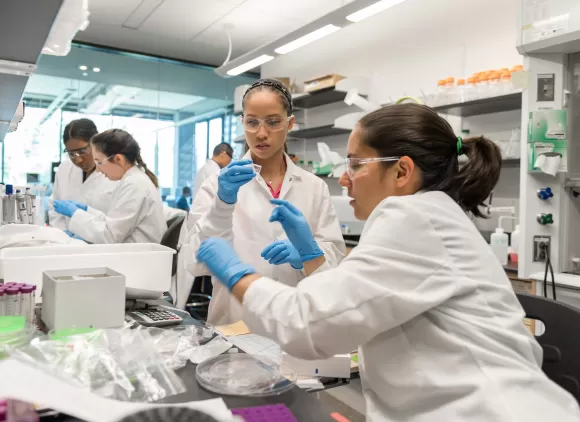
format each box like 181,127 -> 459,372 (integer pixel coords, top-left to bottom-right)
304,74 -> 345,93
272,77 -> 291,91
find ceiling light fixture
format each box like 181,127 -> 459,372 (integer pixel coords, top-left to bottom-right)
92,67 -> 101,72
275,24 -> 341,55
346,0 -> 407,22
226,55 -> 274,76
78,65 -> 88,71
215,0 -> 408,77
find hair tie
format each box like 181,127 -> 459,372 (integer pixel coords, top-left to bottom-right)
457,137 -> 464,156
243,78 -> 293,113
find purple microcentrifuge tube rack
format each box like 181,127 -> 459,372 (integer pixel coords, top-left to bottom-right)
231,404 -> 298,422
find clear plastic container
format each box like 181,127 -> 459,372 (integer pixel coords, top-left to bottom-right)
4,288 -> 19,316
435,79 -> 448,106
306,161 -> 314,173
477,75 -> 490,99
488,72 -> 501,97
500,72 -> 513,94
0,289 -> 5,317
445,77 -> 456,103
196,354 -> 297,397
456,79 -> 466,103
19,285 -> 33,322
465,77 -> 478,101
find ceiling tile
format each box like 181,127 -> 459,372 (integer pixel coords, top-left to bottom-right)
86,0 -> 144,25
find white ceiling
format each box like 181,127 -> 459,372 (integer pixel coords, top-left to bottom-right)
74,0 -> 355,66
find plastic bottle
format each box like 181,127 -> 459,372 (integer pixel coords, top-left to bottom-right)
500,71 -> 513,94
465,77 -> 478,101
435,79 -> 448,106
477,75 -> 490,99
488,72 -> 501,97
298,160 -> 304,169
2,184 -> 16,224
4,287 -> 20,316
456,79 -> 466,103
445,77 -> 456,103
490,228 -> 509,266
307,161 -> 314,173
509,225 -> 520,264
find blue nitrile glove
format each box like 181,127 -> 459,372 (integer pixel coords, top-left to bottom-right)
269,199 -> 323,262
261,240 -> 303,270
196,238 -> 256,290
64,230 -> 85,241
217,159 -> 256,204
54,200 -> 81,218
69,200 -> 88,211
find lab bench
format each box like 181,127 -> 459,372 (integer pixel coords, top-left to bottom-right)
36,303 -> 342,422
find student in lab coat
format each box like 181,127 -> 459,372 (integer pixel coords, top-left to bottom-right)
53,129 -> 166,244
49,119 -> 117,230
197,103 -> 580,421
182,78 -> 346,324
193,143 -> 233,197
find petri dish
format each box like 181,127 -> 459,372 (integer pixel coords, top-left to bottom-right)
196,354 -> 296,397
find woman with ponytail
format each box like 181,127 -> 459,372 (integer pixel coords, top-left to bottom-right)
53,129 -> 166,244
196,103 -> 580,421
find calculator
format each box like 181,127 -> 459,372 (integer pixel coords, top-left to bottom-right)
126,309 -> 183,327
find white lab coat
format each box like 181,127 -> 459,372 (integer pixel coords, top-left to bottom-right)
180,153 -> 346,324
68,166 -> 166,244
49,159 -> 118,230
241,191 -> 580,422
193,159 -> 220,197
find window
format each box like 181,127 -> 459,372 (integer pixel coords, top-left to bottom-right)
208,117 -> 223,154
195,121 -> 208,171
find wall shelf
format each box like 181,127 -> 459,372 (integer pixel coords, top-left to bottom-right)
293,88 -> 353,109
290,125 -> 350,139
433,93 -> 522,117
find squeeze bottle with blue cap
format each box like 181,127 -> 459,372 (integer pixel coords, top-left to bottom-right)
2,184 -> 16,223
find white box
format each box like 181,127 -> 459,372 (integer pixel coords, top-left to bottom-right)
0,243 -> 175,302
42,267 -> 125,331
282,353 -> 351,378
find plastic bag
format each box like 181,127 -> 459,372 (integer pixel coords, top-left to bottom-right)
9,329 -> 186,402
136,325 -> 205,370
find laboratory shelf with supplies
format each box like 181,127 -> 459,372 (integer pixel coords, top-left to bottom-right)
293,87 -> 366,109
433,93 -> 522,117
290,124 -> 351,140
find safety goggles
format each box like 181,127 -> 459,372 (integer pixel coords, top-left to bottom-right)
95,155 -> 115,167
345,157 -> 401,179
65,145 -> 91,158
241,116 -> 292,133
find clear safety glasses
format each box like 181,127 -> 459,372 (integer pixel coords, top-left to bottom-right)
240,116 -> 292,133
95,155 -> 115,167
345,157 -> 401,179
65,145 -> 91,158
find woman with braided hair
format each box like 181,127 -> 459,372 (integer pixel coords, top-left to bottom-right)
53,129 -> 166,244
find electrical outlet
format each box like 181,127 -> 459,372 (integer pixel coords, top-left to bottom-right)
533,236 -> 551,262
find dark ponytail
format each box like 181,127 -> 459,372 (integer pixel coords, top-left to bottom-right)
358,103 -> 502,218
91,129 -> 159,188
136,153 -> 159,188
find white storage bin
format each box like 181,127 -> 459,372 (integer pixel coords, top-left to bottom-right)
0,243 -> 175,302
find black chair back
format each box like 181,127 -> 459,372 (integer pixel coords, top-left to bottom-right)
160,214 -> 185,276
517,293 -> 580,402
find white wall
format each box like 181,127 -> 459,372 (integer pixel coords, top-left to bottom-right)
262,0 -> 522,103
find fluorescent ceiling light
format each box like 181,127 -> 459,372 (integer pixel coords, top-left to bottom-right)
275,24 -> 341,55
78,65 -> 88,71
227,55 -> 274,76
346,0 -> 407,22
92,67 -> 101,72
